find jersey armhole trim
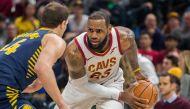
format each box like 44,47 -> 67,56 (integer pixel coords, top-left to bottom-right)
74,38 -> 86,65
114,27 -> 123,55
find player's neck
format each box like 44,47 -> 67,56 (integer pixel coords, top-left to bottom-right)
100,37 -> 110,52
51,28 -> 62,37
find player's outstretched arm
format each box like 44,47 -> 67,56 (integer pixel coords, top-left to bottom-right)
34,34 -> 69,109
65,41 -> 120,100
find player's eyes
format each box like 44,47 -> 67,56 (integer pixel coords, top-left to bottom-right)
88,28 -> 93,32
96,29 -> 102,33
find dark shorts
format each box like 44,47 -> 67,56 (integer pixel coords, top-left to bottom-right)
0,84 -> 36,109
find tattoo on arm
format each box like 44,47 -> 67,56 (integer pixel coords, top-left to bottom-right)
118,27 -> 147,86
120,55 -> 135,88
124,33 -> 139,71
65,43 -> 86,79
117,27 -> 137,88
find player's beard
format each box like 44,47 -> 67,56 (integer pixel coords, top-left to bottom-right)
87,35 -> 108,53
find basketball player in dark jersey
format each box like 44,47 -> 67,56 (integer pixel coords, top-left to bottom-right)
0,2 -> 70,109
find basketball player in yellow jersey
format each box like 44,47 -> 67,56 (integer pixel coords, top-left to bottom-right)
59,11 -> 151,109
0,2 -> 70,109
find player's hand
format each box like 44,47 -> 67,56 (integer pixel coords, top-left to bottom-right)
59,104 -> 70,109
135,72 -> 150,82
22,79 -> 42,93
119,87 -> 150,109
58,102 -> 70,109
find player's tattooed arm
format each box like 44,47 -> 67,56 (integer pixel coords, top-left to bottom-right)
64,41 -> 86,79
116,27 -> 148,86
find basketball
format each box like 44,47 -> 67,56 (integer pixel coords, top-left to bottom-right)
133,80 -> 158,107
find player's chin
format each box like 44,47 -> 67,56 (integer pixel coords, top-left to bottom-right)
91,41 -> 99,45
91,43 -> 100,48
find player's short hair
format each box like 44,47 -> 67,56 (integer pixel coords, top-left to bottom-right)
41,2 -> 69,28
88,11 -> 110,27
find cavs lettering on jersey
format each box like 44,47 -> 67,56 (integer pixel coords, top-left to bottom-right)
75,28 -> 122,84
0,28 -> 52,91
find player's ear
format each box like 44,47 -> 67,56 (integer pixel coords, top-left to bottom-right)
108,24 -> 112,33
61,19 -> 68,29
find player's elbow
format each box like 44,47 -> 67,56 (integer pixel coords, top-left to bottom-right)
34,61 -> 50,76
70,75 -> 88,87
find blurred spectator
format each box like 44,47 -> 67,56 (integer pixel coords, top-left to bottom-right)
164,35 -> 180,57
138,31 -> 160,65
162,12 -> 181,36
168,68 -> 182,94
83,0 -> 96,14
15,3 -> 40,34
64,0 -> 88,42
167,67 -> 182,96
125,1 -> 153,28
179,51 -> 190,101
36,6 -> 45,22
89,0 -> 126,26
162,55 -> 179,72
68,0 -> 88,33
168,67 -> 182,79
12,0 -> 29,18
155,73 -> 190,109
155,0 -> 190,24
175,11 -> 190,50
0,0 -> 13,17
141,13 -> 165,50
5,23 -> 18,44
181,11 -> 190,38
0,14 -> 7,48
138,54 -> 159,85
160,35 -> 180,60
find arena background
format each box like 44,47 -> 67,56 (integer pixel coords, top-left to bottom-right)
0,0 -> 190,109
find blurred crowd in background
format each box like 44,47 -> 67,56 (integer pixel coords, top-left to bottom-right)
1,0 -> 190,109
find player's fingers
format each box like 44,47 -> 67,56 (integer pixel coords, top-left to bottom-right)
130,104 -> 139,109
134,101 -> 149,108
135,97 -> 149,104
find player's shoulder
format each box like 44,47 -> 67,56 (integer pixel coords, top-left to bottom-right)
42,33 -> 66,49
115,26 -> 135,39
65,40 -> 83,62
44,33 -> 65,43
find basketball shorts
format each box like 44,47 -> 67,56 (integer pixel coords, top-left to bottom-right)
0,84 -> 36,109
55,68 -> 125,109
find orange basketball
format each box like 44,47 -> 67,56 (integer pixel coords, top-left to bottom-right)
133,80 -> 158,107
